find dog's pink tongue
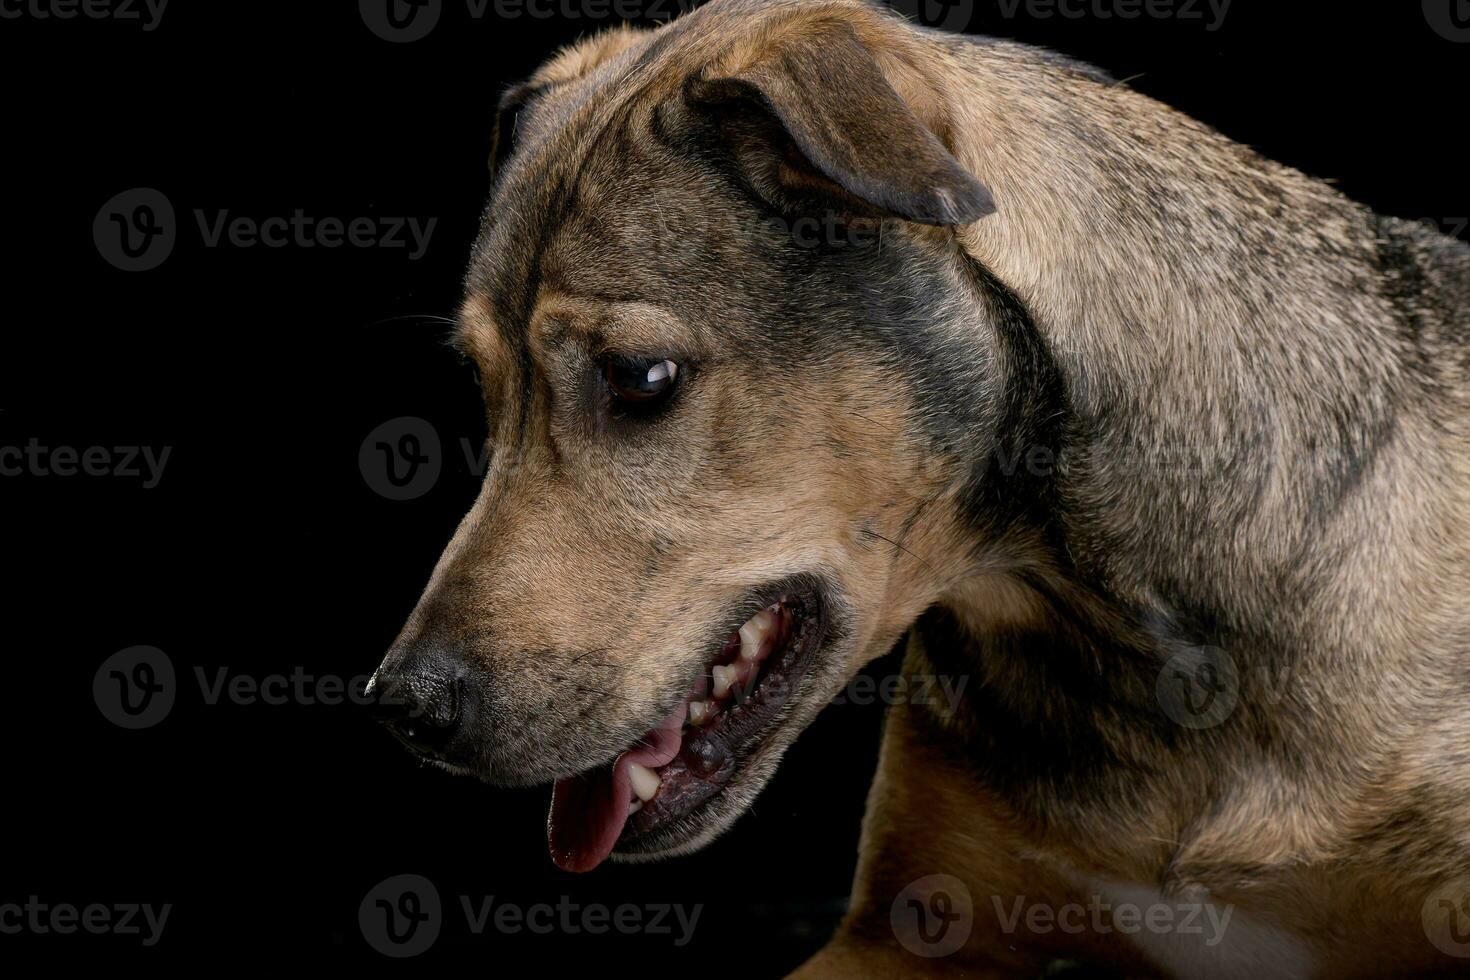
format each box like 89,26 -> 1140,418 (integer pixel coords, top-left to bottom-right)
548,697 -> 689,873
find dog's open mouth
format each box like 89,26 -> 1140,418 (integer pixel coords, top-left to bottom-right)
547,589 -> 824,872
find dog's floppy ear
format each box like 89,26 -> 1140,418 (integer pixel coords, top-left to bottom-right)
685,19 -> 994,226
489,82 -> 535,184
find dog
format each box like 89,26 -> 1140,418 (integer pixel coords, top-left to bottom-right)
365,1 -> 1470,975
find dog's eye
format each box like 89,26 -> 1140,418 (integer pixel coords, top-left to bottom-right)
603,356 -> 681,410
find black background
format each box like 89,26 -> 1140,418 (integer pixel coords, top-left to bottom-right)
2,0 -> 1465,971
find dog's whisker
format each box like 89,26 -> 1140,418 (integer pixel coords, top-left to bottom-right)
368,312 -> 458,328
863,529 -> 938,576
848,410 -> 895,433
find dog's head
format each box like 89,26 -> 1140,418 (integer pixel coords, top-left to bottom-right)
369,0 -> 1013,870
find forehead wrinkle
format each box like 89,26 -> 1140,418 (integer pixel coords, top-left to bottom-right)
473,107 -> 661,377
531,291 -> 696,359
471,84 -> 643,339
466,18 -> 722,420
457,294 -> 512,380
471,17 -> 693,286
475,28 -> 667,251
474,0 -> 840,284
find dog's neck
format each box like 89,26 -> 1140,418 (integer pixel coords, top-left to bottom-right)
911,566 -> 1190,827
928,37 -> 1430,676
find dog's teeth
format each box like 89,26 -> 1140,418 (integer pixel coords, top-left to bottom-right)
629,800 -> 643,816
628,762 -> 661,802
739,609 -> 776,660
688,700 -> 715,726
712,665 -> 738,699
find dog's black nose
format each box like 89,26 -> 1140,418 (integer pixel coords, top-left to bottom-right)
366,650 -> 464,757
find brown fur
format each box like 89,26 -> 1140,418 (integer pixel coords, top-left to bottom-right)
371,1 -> 1470,976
